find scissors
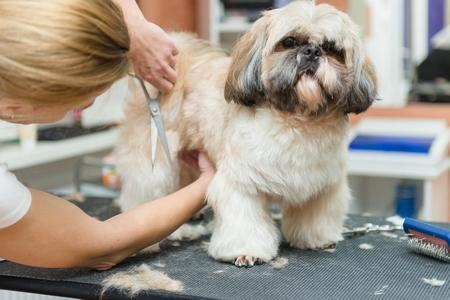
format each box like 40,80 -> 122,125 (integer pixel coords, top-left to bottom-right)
138,79 -> 172,169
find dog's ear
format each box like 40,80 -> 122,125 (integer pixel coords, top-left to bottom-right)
224,18 -> 268,106
345,57 -> 377,114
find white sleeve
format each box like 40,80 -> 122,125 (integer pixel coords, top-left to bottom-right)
0,164 -> 32,229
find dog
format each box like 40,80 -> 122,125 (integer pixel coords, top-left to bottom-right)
115,0 -> 377,267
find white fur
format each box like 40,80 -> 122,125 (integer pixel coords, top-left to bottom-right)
270,257 -> 289,269
205,108 -> 350,260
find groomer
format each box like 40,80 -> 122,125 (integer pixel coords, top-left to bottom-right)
0,0 -> 215,270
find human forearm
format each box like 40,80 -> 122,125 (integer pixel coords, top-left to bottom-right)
0,151 -> 214,269
112,0 -> 145,25
90,175 -> 210,268
0,175 -> 209,269
107,176 -> 209,243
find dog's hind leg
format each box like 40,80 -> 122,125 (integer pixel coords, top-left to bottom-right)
115,130 -> 182,211
207,168 -> 281,267
115,129 -> 209,244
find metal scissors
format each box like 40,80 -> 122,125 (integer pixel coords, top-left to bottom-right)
138,79 -> 172,169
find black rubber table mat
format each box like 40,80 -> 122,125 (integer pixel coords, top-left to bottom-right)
0,197 -> 449,300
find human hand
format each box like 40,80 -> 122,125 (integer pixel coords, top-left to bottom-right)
128,20 -> 178,93
180,151 -> 216,180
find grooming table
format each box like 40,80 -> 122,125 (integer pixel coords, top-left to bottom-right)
0,197 -> 449,300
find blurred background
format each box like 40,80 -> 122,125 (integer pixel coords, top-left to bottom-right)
0,0 -> 449,223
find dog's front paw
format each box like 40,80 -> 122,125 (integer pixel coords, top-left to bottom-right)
233,256 -> 264,268
307,242 -> 337,251
289,235 -> 342,250
320,242 -> 337,250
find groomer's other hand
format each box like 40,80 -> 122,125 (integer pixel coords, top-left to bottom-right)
180,151 -> 216,180
129,20 -> 178,93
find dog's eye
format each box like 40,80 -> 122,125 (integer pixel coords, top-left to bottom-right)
321,41 -> 336,52
281,37 -> 298,49
321,41 -> 345,60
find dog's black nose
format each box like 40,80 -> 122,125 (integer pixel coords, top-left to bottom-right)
303,46 -> 322,61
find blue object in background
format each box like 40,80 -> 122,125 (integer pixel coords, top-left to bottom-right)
428,0 -> 445,50
349,135 -> 434,154
395,182 -> 417,218
274,0 -> 291,8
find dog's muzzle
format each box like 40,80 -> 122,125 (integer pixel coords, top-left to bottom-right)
303,45 -> 322,61
297,45 -> 321,76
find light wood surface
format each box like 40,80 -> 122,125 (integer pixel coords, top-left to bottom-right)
137,0 -> 197,32
316,0 -> 349,11
350,103 -> 450,125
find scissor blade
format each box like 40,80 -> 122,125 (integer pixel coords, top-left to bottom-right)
138,79 -> 151,99
150,117 -> 158,169
138,78 -> 172,167
152,114 -> 172,166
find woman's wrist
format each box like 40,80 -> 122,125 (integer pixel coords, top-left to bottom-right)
113,0 -> 146,28
197,172 -> 215,194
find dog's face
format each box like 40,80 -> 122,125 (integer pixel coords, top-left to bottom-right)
225,0 -> 377,116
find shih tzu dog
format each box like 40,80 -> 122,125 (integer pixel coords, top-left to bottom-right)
115,0 -> 377,267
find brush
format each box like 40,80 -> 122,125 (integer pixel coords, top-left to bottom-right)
403,217 -> 450,262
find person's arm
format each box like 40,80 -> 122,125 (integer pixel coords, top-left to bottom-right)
0,153 -> 214,270
113,0 -> 178,93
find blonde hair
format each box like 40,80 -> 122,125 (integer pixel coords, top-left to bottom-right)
0,0 -> 130,104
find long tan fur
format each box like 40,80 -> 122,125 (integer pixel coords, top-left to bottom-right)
116,1 -> 377,267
